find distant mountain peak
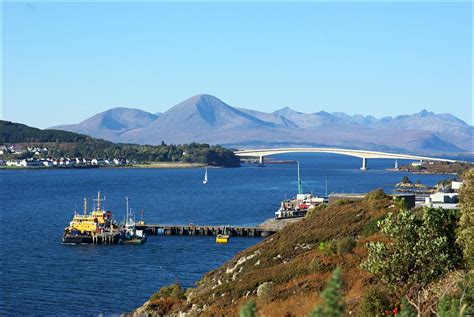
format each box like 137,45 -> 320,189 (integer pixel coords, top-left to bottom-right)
273,106 -> 301,115
50,94 -> 473,153
418,109 -> 433,117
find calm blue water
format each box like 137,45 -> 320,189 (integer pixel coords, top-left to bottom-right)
0,154 -> 466,316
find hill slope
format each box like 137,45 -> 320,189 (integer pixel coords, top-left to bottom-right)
135,196 -> 395,316
0,120 -> 110,145
52,107 -> 159,142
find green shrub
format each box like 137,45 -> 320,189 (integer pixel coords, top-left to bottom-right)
310,257 -> 336,273
364,189 -> 388,202
256,282 -> 274,303
336,236 -> 356,254
457,169 -> 474,268
149,283 -> 186,301
308,267 -> 345,317
361,215 -> 386,236
240,300 -> 258,317
357,287 -> 391,317
436,295 -> 460,317
362,208 -> 462,290
333,199 -> 355,206
324,241 -> 337,256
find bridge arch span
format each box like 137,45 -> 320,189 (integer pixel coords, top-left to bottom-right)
234,147 -> 457,170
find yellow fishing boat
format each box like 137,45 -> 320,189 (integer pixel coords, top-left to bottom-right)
216,234 -> 229,244
62,191 -> 119,244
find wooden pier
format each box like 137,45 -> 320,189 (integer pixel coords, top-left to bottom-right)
136,224 -> 276,238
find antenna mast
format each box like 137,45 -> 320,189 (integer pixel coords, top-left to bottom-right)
297,161 -> 303,195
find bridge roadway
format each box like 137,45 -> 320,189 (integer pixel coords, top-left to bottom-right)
234,147 -> 458,170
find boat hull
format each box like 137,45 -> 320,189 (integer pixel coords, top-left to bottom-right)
62,233 -> 122,245
62,235 -> 93,244
216,234 -> 229,244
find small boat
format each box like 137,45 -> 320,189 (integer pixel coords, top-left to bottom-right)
203,166 -> 208,184
216,234 -> 229,244
122,197 -> 147,245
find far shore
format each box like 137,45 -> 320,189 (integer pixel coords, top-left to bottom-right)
126,162 -> 207,169
0,162 -> 215,170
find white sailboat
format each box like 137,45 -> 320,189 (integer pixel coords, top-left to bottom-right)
203,166 -> 208,184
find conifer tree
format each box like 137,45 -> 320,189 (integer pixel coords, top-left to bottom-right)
309,267 -> 345,317
240,300 -> 257,317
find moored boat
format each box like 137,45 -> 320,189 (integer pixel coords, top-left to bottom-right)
63,192 -> 121,244
216,234 -> 229,244
275,162 -> 326,219
122,197 -> 147,245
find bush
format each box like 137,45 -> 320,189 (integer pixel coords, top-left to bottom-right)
363,208 -> 462,291
333,199 -> 355,206
149,283 -> 186,301
323,241 -> 337,256
308,267 -> 345,317
361,215 -> 386,236
457,169 -> 474,268
240,300 -> 258,317
256,282 -> 274,302
364,189 -> 388,202
336,236 -> 356,254
357,287 -> 391,317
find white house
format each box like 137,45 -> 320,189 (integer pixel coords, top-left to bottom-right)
452,181 -> 463,191
6,160 -> 21,167
42,161 -> 53,167
430,192 -> 458,203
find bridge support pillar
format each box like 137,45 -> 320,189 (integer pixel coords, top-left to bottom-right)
360,158 -> 368,170
258,156 -> 265,167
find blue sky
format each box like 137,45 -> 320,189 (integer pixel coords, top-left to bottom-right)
2,1 -> 472,128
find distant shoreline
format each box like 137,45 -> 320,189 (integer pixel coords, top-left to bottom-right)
0,162 -> 212,170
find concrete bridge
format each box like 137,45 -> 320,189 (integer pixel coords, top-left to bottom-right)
234,147 -> 457,170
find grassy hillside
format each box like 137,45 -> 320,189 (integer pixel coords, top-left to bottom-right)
0,120 -> 107,144
0,120 -> 240,167
136,183 -> 474,317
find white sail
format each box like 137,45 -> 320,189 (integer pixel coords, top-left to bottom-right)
203,166 -> 208,184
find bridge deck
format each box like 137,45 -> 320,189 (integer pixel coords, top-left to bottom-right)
234,147 -> 458,163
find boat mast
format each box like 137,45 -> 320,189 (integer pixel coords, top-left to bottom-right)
297,161 -> 303,195
126,197 -> 129,225
83,198 -> 87,216
97,191 -> 101,211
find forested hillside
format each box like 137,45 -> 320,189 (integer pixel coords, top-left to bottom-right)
0,120 -> 240,167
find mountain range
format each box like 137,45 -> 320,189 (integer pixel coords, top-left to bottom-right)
51,94 -> 474,154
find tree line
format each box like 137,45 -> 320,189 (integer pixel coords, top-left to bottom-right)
0,120 -> 240,167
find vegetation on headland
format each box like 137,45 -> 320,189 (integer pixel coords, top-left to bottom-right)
0,120 -> 240,167
136,169 -> 474,317
396,160 -> 473,175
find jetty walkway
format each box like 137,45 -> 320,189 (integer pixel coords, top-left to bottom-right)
136,223 -> 276,237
